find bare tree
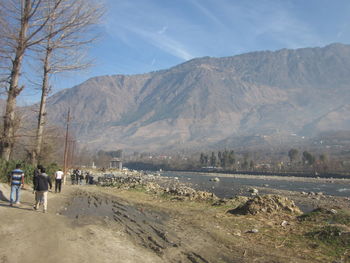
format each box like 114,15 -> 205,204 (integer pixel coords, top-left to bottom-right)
0,0 -> 67,160
32,0 -> 103,164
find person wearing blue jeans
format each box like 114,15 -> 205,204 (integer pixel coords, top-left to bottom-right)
9,164 -> 25,206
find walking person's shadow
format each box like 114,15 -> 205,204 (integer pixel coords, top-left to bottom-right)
0,188 -> 9,202
0,186 -> 35,211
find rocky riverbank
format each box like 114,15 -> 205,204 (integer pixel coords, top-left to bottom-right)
92,170 -> 350,262
96,170 -> 350,212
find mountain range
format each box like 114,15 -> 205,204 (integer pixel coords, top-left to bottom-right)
43,43 -> 350,153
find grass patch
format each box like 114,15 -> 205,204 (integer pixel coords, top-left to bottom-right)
306,225 -> 350,258
299,208 -> 350,225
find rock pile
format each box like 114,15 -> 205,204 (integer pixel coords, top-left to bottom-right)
97,176 -> 144,188
144,182 -> 162,192
98,175 -> 218,201
229,194 -> 302,215
163,185 -> 218,201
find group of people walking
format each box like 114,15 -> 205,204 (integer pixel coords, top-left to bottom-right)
8,164 -> 65,213
71,169 -> 91,185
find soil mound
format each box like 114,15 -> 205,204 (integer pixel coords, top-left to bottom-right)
229,194 -> 302,215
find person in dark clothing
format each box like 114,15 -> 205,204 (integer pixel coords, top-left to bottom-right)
75,169 -> 80,185
85,172 -> 90,184
33,164 -> 43,195
32,165 -> 43,209
33,168 -> 52,213
71,170 -> 76,185
79,173 -> 84,185
33,165 -> 43,187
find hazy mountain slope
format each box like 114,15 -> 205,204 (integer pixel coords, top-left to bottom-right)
44,43 -> 350,152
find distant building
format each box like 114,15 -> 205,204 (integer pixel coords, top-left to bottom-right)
110,158 -> 122,170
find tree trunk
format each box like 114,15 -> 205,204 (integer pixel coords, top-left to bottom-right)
32,45 -> 51,165
1,0 -> 31,161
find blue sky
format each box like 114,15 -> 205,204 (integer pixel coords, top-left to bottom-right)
19,0 -> 350,104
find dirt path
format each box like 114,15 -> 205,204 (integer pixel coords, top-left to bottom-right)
0,184 -> 162,263
0,184 -> 227,263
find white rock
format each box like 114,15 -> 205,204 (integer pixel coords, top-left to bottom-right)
247,229 -> 259,233
281,220 -> 288,227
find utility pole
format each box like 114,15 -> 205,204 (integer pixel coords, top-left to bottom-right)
69,139 -> 76,169
63,108 -> 70,184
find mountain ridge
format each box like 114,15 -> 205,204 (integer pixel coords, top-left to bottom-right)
41,43 -> 350,152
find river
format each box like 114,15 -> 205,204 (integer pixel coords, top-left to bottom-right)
161,171 -> 350,198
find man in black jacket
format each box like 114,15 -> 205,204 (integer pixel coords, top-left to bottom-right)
34,168 -> 52,213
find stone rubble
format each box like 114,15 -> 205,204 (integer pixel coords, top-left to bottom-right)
97,173 -> 218,201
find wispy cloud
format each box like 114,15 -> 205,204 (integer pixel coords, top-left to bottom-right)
151,58 -> 156,66
157,26 -> 168,35
124,25 -> 194,60
104,1 -> 195,60
190,0 -> 226,28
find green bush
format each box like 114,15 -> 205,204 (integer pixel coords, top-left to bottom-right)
0,159 -> 31,183
0,160 -> 61,185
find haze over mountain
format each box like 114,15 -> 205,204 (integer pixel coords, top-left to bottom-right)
44,43 -> 350,152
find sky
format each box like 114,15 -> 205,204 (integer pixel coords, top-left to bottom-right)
19,0 -> 350,105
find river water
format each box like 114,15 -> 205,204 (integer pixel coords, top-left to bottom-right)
161,171 -> 350,199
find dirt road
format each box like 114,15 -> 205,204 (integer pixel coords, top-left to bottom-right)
0,184 -> 163,263
0,184 -> 232,263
